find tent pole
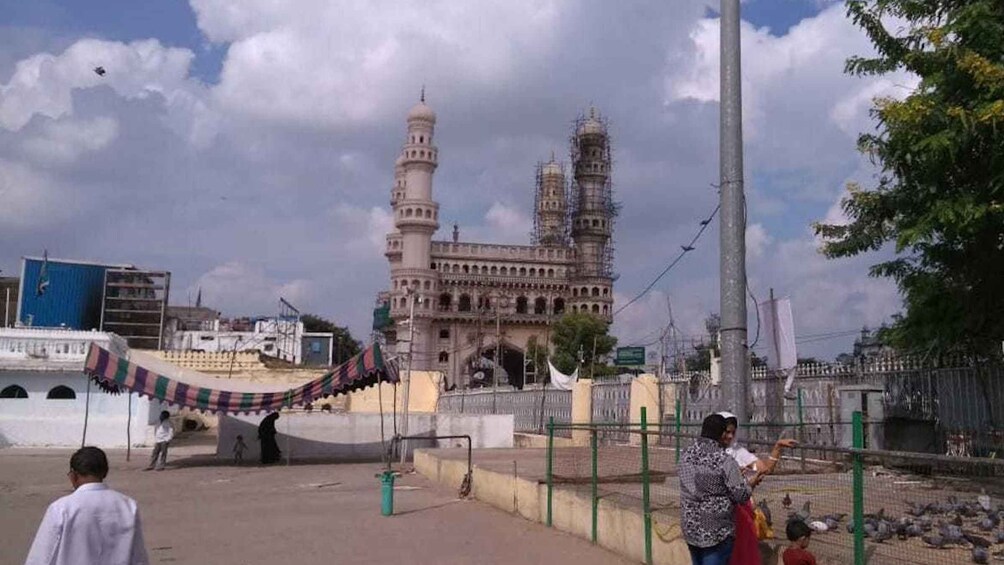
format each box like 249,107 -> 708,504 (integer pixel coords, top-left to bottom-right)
126,393 -> 132,461
81,376 -> 92,447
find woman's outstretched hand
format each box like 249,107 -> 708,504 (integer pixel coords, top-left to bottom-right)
775,438 -> 799,449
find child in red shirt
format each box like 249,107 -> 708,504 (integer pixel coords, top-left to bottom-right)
783,520 -> 817,565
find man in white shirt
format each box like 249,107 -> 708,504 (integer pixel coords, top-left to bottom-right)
146,410 -> 174,471
25,446 -> 149,565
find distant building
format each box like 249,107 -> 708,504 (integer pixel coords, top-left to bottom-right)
16,256 -> 170,349
301,332 -> 334,367
852,326 -> 894,359
164,315 -> 304,365
0,327 -> 158,448
379,98 -> 618,388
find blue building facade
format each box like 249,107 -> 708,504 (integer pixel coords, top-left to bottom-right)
18,257 -> 132,330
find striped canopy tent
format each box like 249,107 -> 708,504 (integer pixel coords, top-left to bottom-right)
83,342 -> 398,415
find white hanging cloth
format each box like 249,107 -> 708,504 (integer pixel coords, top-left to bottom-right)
548,360 -> 578,391
760,296 -> 798,394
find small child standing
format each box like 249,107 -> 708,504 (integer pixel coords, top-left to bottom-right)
233,434 -> 248,465
146,410 -> 174,471
783,520 -> 818,565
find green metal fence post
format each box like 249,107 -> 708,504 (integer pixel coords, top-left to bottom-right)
640,406 -> 652,565
852,411 -> 865,565
797,388 -> 806,472
546,416 -> 554,528
591,428 -> 598,544
674,398 -> 682,464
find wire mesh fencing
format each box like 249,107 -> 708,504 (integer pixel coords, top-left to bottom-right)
544,411 -> 1004,565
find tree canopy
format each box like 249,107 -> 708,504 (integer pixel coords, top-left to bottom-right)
814,0 -> 1004,357
301,314 -> 362,365
549,312 -> 618,377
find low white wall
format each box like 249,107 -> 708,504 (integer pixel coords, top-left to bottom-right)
0,372 -> 157,448
217,412 -> 514,462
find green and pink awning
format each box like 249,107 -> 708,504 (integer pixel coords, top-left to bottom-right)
83,342 -> 398,414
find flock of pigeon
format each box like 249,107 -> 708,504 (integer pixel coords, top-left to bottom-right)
757,492 -> 1004,563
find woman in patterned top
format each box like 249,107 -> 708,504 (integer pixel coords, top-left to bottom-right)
679,413 -> 771,565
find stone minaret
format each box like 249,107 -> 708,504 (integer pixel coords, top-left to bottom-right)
534,155 -> 568,246
570,108 -> 615,319
389,93 -> 440,369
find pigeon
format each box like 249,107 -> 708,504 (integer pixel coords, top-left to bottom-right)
973,546 -> 989,564
906,524 -> 924,538
978,494 -> 991,513
918,515 -> 934,531
782,492 -> 792,510
790,500 -> 812,523
872,521 -> 893,543
965,533 -> 992,548
993,530 -> 1004,544
979,517 -> 997,532
895,521 -> 910,540
809,520 -> 829,532
942,524 -> 966,544
825,516 -> 841,532
93,66 -> 105,76
863,522 -> 876,539
922,533 -> 949,549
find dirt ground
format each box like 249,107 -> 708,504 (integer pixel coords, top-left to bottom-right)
0,440 -> 631,565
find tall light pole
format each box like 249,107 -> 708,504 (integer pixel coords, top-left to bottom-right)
720,0 -> 750,426
400,287 -> 419,464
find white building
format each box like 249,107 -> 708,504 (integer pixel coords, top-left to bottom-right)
165,317 -> 304,365
0,328 -> 158,448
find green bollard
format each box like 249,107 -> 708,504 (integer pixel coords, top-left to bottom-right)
380,471 -> 396,516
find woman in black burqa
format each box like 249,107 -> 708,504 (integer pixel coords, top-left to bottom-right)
258,412 -> 281,464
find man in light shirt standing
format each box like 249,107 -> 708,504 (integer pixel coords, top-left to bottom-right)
146,410 -> 174,471
25,446 -> 149,565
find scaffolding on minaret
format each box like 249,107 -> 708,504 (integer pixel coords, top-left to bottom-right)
532,158 -> 570,247
569,109 -> 619,279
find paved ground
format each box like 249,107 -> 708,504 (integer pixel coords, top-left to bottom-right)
1,442 -> 631,565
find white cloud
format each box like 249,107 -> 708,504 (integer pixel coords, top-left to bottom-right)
197,0 -> 565,127
0,38 -> 195,131
746,223 -> 772,260
0,159 -> 79,228
20,116 -> 119,164
192,261 -> 315,316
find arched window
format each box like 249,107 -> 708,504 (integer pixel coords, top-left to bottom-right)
592,287 -> 600,297
478,296 -> 491,310
420,135 -> 424,143
534,297 -> 547,315
439,293 -> 452,311
1,385 -> 28,399
452,264 -> 459,273
529,268 -> 537,277
553,298 -> 565,315
500,267 -> 508,276
438,351 -> 449,363
406,208 -> 414,217
602,305 -> 609,315
572,305 -> 578,313
516,296 -> 528,314
603,288 -> 609,296
459,294 -> 472,312
47,385 -> 76,400
463,265 -> 470,274
572,288 -> 578,297
591,304 -> 600,314
547,269 -> 554,277
491,266 -> 498,275
520,267 -> 526,276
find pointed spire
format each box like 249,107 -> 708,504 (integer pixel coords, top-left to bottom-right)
195,286 -> 202,308
420,85 -> 426,103
452,222 -> 460,243
550,149 -> 556,162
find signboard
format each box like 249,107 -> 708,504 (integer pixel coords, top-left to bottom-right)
615,346 -> 646,366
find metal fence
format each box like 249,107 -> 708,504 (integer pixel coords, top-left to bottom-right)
437,386 -> 573,437
590,381 -> 631,443
544,410 -> 1004,565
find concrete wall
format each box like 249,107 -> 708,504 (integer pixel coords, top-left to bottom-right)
216,412 -> 512,462
346,370 -> 442,414
0,371 -> 156,448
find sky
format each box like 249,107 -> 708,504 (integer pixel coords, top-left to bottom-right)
0,0 -> 916,360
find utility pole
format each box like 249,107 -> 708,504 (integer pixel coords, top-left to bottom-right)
719,0 -> 750,426
589,335 -> 598,379
493,293 -> 502,413
400,288 -> 418,464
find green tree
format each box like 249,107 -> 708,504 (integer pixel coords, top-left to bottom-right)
814,1 -> 1004,357
301,314 -> 362,365
549,312 -> 618,377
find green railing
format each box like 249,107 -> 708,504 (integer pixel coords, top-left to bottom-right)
545,414 -> 1004,565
